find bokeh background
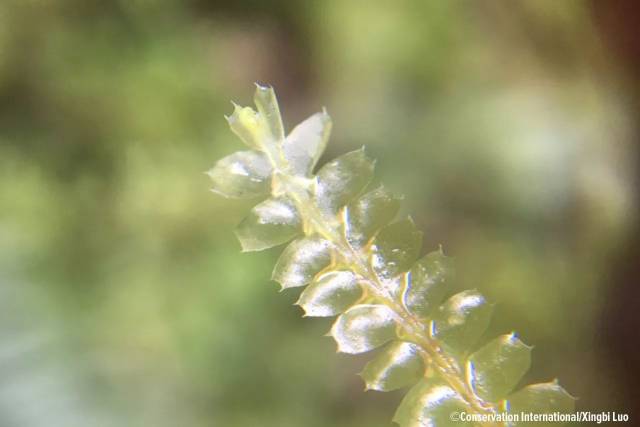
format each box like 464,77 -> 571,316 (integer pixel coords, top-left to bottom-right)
1,1 -> 639,426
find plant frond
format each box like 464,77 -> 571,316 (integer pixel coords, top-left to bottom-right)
208,85 -> 574,426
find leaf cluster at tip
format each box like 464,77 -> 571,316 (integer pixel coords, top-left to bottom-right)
208,84 -> 575,426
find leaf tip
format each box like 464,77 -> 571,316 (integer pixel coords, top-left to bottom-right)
254,81 -> 272,91
225,101 -> 240,121
552,378 -> 578,400
235,230 -> 267,253
508,331 -> 534,350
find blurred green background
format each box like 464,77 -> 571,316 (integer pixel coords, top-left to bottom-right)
1,1 -> 639,426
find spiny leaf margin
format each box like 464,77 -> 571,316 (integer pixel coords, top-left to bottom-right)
209,84 -> 574,427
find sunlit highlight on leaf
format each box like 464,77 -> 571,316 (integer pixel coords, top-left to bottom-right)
211,85 -> 574,426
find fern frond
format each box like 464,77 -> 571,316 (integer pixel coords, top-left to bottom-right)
208,85 -> 574,426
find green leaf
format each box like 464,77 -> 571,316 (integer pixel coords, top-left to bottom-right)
253,83 -> 285,144
403,251 -> 453,318
330,304 -> 397,354
371,218 -> 423,280
316,148 -> 375,215
393,378 -> 468,427
467,333 -> 532,401
431,290 -> 493,354
360,341 -> 423,391
235,196 -> 301,251
226,104 -> 264,150
283,111 -> 332,176
504,380 -> 575,424
344,186 -> 402,247
214,86 -> 574,427
207,150 -> 273,198
272,236 -> 333,289
297,270 -> 361,317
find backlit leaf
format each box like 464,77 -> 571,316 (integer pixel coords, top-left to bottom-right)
283,111 -> 332,176
393,378 -> 468,427
344,186 -> 402,247
360,341 -> 423,391
213,86 -> 573,427
253,83 -> 285,144
331,304 -> 397,354
371,218 -> 423,279
235,196 -> 301,251
207,150 -> 272,198
226,104 -> 264,150
297,270 -> 361,317
467,333 -> 532,401
431,290 -> 493,354
504,381 -> 575,424
403,251 -> 453,318
316,148 -> 375,215
272,236 -> 333,289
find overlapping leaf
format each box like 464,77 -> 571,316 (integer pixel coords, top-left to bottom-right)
297,270 -> 361,317
235,196 -> 301,251
209,85 -> 574,427
283,111 -> 332,176
467,333 -> 532,401
371,218 -> 423,280
344,186 -> 402,247
503,380 -> 575,426
330,304 -> 397,354
402,250 -> 452,318
393,378 -> 468,427
430,289 -> 493,355
272,236 -> 333,289
207,150 -> 272,198
315,148 -> 375,215
360,341 -> 424,391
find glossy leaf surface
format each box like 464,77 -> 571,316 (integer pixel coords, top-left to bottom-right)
331,304 -> 397,354
360,341 -> 423,391
297,270 -> 361,317
393,378 -> 468,427
344,186 -> 402,247
467,333 -> 532,401
272,236 -> 333,289
212,86 -> 572,427
505,381 -> 575,425
226,104 -> 264,150
371,218 -> 423,280
403,251 -> 453,318
253,84 -> 285,144
207,150 -> 272,198
283,111 -> 332,176
316,148 -> 375,215
431,290 -> 492,354
235,196 -> 301,251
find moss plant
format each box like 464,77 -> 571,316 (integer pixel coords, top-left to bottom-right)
207,84 -> 574,426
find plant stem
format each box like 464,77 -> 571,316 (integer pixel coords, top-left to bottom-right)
284,174 -> 498,422
265,140 -> 498,424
